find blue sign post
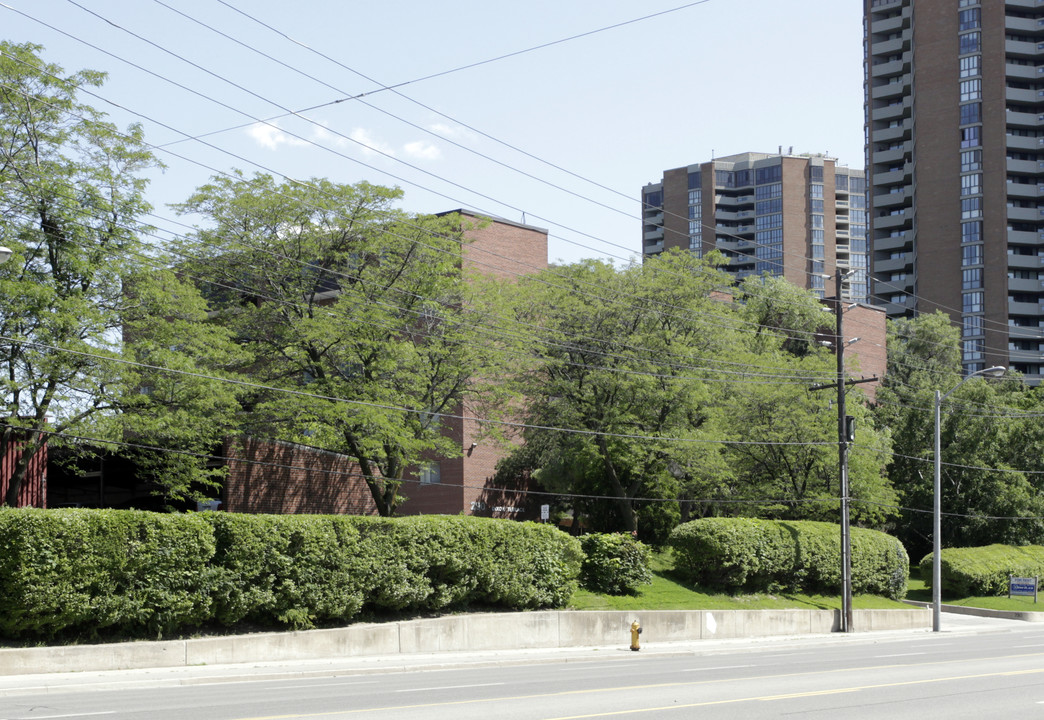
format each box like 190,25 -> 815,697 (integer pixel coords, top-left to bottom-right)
1009,576 -> 1037,603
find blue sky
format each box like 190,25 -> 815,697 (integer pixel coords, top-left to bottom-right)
2,0 -> 866,265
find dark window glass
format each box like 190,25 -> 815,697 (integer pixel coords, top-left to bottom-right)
734,169 -> 753,187
643,190 -> 663,208
959,102 -> 981,125
755,165 -> 782,185
687,172 -> 701,190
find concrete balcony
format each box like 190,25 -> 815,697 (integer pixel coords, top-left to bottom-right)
1006,39 -> 1040,59
1004,110 -> 1040,129
881,300 -> 913,316
1007,230 -> 1044,246
1008,324 -> 1044,340
1005,15 -> 1044,34
1008,299 -> 1043,316
1008,276 -> 1044,293
1007,158 -> 1041,174
1006,63 -> 1040,81
872,145 -> 907,164
872,82 -> 907,100
873,102 -> 907,123
643,227 -> 664,242
1006,86 -> 1042,105
1006,182 -> 1040,199
871,14 -> 905,33
1006,134 -> 1042,152
871,59 -> 906,78
1006,0 -> 1044,10
874,233 -> 911,253
1007,254 -> 1044,270
874,190 -> 909,208
872,125 -> 908,143
874,211 -> 910,230
871,37 -> 906,55
1009,348 -> 1044,363
1007,206 -> 1041,223
873,168 -> 910,186
643,211 -> 664,225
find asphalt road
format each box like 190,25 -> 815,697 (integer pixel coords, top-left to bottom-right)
4,617 -> 1043,720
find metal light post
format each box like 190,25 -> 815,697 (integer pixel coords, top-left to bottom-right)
932,365 -> 1005,632
0,247 -> 11,264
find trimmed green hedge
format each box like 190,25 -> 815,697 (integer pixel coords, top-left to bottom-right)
668,518 -> 909,600
917,544 -> 1044,597
0,509 -> 582,640
579,533 -> 652,596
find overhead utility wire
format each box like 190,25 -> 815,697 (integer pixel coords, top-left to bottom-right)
0,167 -> 837,385
6,4 -> 903,355
0,335 -> 835,448
0,23 -> 806,346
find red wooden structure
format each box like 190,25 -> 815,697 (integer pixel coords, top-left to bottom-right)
0,429 -> 47,507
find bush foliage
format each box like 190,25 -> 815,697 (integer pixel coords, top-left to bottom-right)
579,533 -> 653,596
917,544 -> 1044,597
0,509 -> 582,640
668,517 -> 909,600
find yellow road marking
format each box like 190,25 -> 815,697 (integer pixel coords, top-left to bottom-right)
230,651 -> 1044,720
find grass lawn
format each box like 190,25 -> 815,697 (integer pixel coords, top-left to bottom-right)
905,577 -> 1044,613
568,551 -> 909,611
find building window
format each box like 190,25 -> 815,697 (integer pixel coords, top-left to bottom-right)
962,339 -> 985,362
643,190 -> 662,209
961,173 -> 982,195
960,55 -> 981,78
959,102 -> 982,125
756,198 -> 782,215
810,184 -> 824,199
958,8 -> 980,31
755,213 -> 782,230
961,149 -> 982,171
960,79 -> 981,102
963,315 -> 984,337
963,291 -> 984,313
687,171 -> 701,190
959,32 -> 981,55
809,165 -> 824,182
962,268 -> 983,289
755,165 -> 782,185
960,126 -> 981,148
419,462 -> 440,484
755,182 -> 782,200
734,169 -> 753,187
836,174 -> 849,191
963,243 -> 983,265
715,170 -> 735,188
961,197 -> 983,219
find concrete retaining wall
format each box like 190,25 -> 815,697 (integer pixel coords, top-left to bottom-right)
0,608 -> 930,676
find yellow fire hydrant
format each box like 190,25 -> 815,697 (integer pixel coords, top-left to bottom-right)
630,619 -> 642,651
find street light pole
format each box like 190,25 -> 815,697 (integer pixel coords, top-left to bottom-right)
932,365 -> 1005,632
0,247 -> 11,265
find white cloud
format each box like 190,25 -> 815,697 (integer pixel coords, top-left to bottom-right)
350,128 -> 395,157
246,122 -> 309,150
403,141 -> 441,160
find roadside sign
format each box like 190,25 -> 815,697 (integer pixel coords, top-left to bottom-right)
1009,576 -> 1037,602
540,504 -> 549,521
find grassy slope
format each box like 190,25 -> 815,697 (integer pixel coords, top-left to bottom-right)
568,551 -> 909,611
905,577 -> 1044,613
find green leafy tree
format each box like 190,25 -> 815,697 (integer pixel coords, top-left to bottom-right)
173,173 -> 488,515
492,251 -> 736,539
0,42 -> 243,505
875,312 -> 1044,558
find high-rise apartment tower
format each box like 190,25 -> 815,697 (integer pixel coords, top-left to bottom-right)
865,0 -> 1044,379
642,152 -> 868,300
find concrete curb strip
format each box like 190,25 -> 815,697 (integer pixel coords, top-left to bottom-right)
0,608 -> 930,676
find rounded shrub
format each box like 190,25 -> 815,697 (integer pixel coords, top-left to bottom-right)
578,532 -> 652,596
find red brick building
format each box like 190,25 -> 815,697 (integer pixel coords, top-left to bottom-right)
220,211 -> 549,518
0,428 -> 47,508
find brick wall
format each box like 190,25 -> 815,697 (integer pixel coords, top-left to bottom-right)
222,437 -> 376,515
